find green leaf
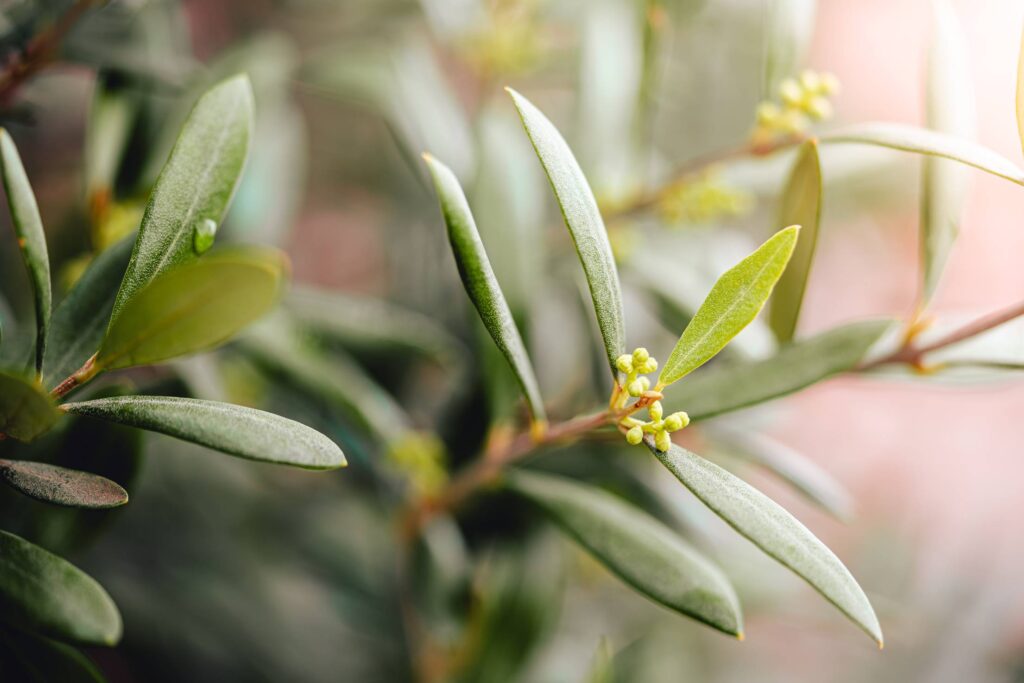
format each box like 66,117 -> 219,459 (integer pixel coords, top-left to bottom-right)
0,129 -> 52,376
0,460 -> 128,509
821,122 -> 1024,184
506,469 -> 743,636
768,141 -> 821,342
667,320 -> 891,420
650,443 -> 881,645
507,88 -> 626,374
43,235 -> 133,389
423,153 -> 546,424
659,226 -> 799,387
96,246 -> 286,371
0,371 -> 60,442
0,529 -> 122,646
706,427 -> 853,521
921,0 -> 975,302
0,627 -> 107,683
62,395 -> 345,470
108,75 -> 254,326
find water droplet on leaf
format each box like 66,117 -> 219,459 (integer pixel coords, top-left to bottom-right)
192,218 -> 217,254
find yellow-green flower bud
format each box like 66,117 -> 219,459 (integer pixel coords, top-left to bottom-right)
805,96 -> 833,120
799,69 -> 821,94
664,411 -> 690,432
779,109 -> 808,134
649,400 -> 663,421
779,78 -> 802,107
638,376 -> 651,391
627,380 -> 645,397
756,101 -> 781,125
820,72 -> 840,95
640,357 -> 658,374
615,354 -> 634,373
626,425 -> 643,445
654,430 -> 671,452
632,347 -> 650,365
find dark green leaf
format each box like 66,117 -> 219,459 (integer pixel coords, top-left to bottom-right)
659,226 -> 799,387
109,75 -> 254,325
0,627 -> 107,683
0,460 -> 128,509
768,141 -> 821,342
667,320 -> 890,420
0,371 -> 60,442
0,129 -> 51,376
43,236 -> 133,389
821,123 -> 1024,184
423,153 -> 546,424
506,470 -> 743,636
920,0 -> 974,302
97,247 -> 286,371
62,395 -> 345,470
650,443 -> 881,645
508,88 -> 625,374
0,529 -> 121,646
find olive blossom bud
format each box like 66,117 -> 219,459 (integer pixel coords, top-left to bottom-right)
615,354 -> 634,373
654,430 -> 671,452
820,72 -> 840,95
640,357 -> 658,374
648,400 -> 663,421
638,376 -> 651,391
632,347 -> 650,365
805,96 -> 833,120
664,412 -> 690,432
756,101 -> 781,125
626,426 -> 644,445
799,69 -> 821,93
779,78 -> 802,107
627,380 -> 645,397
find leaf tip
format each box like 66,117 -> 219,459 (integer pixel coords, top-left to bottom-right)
736,631 -> 745,642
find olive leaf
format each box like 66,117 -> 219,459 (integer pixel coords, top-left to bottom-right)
650,443 -> 882,646
507,88 -> 626,374
768,141 -> 821,343
0,529 -> 122,646
821,122 -> 1024,184
96,246 -> 287,371
0,371 -> 61,442
0,627 -> 107,683
109,75 -> 254,326
0,129 -> 51,376
659,226 -> 799,387
921,0 -> 975,302
43,235 -> 133,389
0,459 -> 128,509
62,395 -> 345,470
506,469 -> 743,637
423,153 -> 546,424
666,320 -> 891,420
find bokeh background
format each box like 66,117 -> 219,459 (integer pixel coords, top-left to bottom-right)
2,0 -> 1024,681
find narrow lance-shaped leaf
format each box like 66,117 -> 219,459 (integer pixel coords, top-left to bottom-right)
650,443 -> 882,646
507,88 -> 626,374
769,141 -> 821,342
423,153 -> 546,425
43,235 -> 133,389
0,529 -> 122,646
0,627 -> 107,683
0,129 -> 51,376
0,371 -> 61,442
821,123 -> 1024,184
62,395 -> 345,470
97,247 -> 287,371
659,226 -> 799,387
667,320 -> 891,420
109,75 -> 254,326
505,469 -> 743,637
921,0 -> 975,302
0,459 -> 128,509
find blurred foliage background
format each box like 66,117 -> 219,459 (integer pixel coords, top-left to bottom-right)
2,0 -> 1024,681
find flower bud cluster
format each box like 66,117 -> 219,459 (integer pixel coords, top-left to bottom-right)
751,70 -> 839,144
658,167 -> 753,226
616,347 -> 659,398
621,400 -> 690,452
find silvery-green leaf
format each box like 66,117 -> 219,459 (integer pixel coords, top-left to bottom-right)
659,226 -> 799,387
650,443 -> 881,645
0,371 -> 60,442
423,153 -> 546,424
97,247 -> 286,371
0,529 -> 122,646
43,235 -> 133,389
821,123 -> 1024,184
62,395 -> 345,470
109,75 -> 254,325
506,470 -> 743,636
921,0 -> 975,302
668,320 -> 891,420
508,88 -> 625,374
768,141 -> 821,342
0,129 -> 51,376
0,459 -> 128,509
